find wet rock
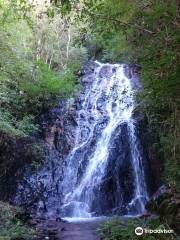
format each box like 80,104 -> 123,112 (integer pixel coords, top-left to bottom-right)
124,64 -> 142,90
83,60 -> 99,75
124,65 -> 132,79
45,125 -> 58,146
55,218 -> 61,223
90,123 -> 135,215
128,64 -> 142,75
99,65 -> 113,78
15,211 -> 32,223
12,97 -> 78,212
81,75 -> 95,84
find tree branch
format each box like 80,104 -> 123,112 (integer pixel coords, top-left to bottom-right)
90,13 -> 155,34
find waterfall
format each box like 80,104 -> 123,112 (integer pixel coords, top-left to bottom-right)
60,61 -> 148,218
14,61 -> 149,219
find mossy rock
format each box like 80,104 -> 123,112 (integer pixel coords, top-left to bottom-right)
146,187 -> 180,233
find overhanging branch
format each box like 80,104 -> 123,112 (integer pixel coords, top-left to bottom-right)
90,13 -> 155,34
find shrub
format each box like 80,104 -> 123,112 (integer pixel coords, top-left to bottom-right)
98,217 -> 179,240
0,201 -> 36,240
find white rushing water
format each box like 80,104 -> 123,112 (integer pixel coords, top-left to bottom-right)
60,61 -> 148,218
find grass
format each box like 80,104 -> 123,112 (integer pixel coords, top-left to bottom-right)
98,217 -> 179,240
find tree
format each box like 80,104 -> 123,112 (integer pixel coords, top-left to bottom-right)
0,0 -> 87,136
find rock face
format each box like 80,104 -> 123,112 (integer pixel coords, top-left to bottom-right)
12,101 -> 77,214
0,132 -> 42,201
135,117 -> 163,196
146,186 -> 180,232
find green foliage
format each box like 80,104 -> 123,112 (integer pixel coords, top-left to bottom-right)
0,0 -> 87,136
34,13 -> 88,71
0,111 -> 38,136
98,217 -> 179,240
0,201 -> 36,239
129,0 -> 180,190
77,0 -> 136,61
81,0 -> 180,190
19,61 -> 78,115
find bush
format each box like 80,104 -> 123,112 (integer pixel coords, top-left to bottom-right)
98,217 -> 179,240
19,61 -> 78,115
0,111 -> 38,137
0,201 -> 36,240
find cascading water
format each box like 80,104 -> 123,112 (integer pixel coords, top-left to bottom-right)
60,61 -> 148,218
14,61 -> 149,219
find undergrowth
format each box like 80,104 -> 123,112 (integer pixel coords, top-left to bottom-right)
98,217 -> 179,240
0,201 -> 36,240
